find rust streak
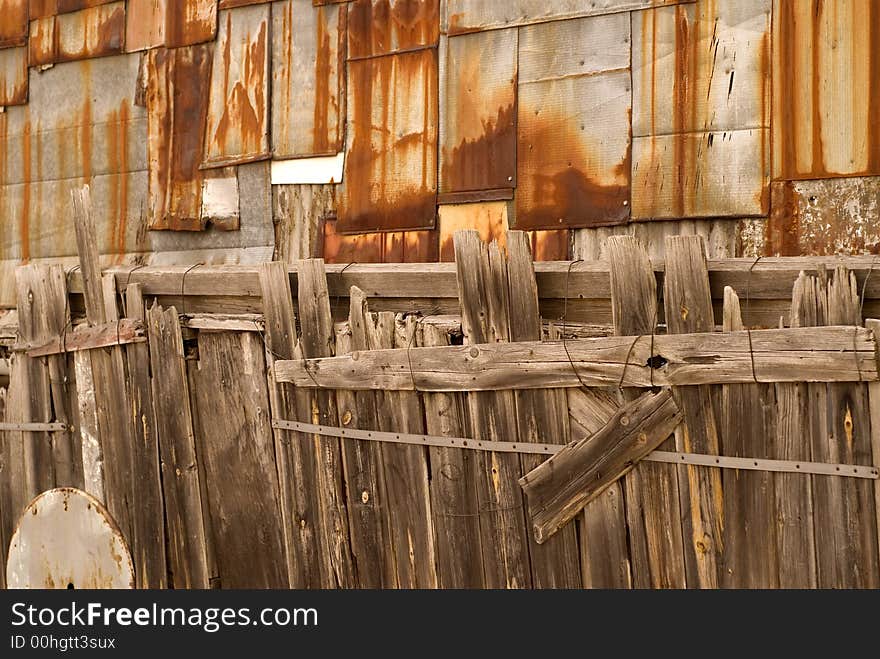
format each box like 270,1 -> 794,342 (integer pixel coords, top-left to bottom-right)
20,112 -> 31,262
810,0 -> 825,176
868,0 -> 880,173
313,6 -> 331,154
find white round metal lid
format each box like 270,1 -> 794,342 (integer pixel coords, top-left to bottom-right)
6,487 -> 134,589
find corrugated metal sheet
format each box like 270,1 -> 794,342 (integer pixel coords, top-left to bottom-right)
767,176 -> 880,256
772,0 -> 880,180
439,28 -> 516,195
203,6 -> 270,168
338,46 -> 438,232
348,0 -> 439,59
444,0 -> 695,35
0,0 -> 28,48
147,44 -> 213,231
28,2 -> 125,67
324,217 -> 439,262
0,46 -> 28,106
514,14 -> 631,230
271,0 -> 346,159
126,0 -> 218,52
630,0 -> 771,219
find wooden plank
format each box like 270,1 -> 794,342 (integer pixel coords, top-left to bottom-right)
719,287 -> 779,588
454,230 -> 531,588
275,326 -> 877,390
122,283 -> 167,589
520,389 -> 682,544
70,187 -> 106,325
258,261 -> 319,587
606,234 -> 685,589
190,330 -> 287,588
865,318 -> 880,566
664,234 -> 723,588
418,321 -> 484,588
506,231 -> 580,587
146,303 -> 210,589
0,353 -> 30,579
25,319 -> 145,357
295,259 -> 356,588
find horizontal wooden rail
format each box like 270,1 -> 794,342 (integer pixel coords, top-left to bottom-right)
274,326 -> 878,391
20,319 -> 145,357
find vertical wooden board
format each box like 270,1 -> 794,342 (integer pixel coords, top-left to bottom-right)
664,235 -> 723,589
273,183 -> 333,262
0,0 -> 28,48
203,6 -> 271,168
515,69 -> 631,230
606,235 -> 686,588
772,0 -> 880,179
0,354 -> 29,582
28,3 -> 126,66
146,304 -> 210,589
347,0 -> 439,59
632,1 -> 771,137
191,331 -> 287,588
631,128 -> 770,219
0,46 -> 27,107
418,321 -> 483,588
272,0 -> 346,158
439,28 -> 516,194
147,44 -> 214,231
864,319 -> 880,567
338,47 -> 438,233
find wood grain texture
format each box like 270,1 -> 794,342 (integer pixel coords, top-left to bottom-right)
865,318 -> 880,567
25,320 -> 144,357
664,235 -> 723,589
146,303 -> 210,589
521,389 -> 682,545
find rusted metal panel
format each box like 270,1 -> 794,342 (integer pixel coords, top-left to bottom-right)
632,127 -> 770,219
271,0 -> 346,159
28,2 -> 125,67
445,0 -> 694,35
324,217 -> 439,262
30,0 -> 117,18
220,0 -> 272,7
767,176 -> 880,256
632,1 -> 771,136
203,6 -> 270,168
147,45 -> 214,231
5,488 -> 134,589
348,0 -> 439,59
0,0 -> 28,48
338,47 -> 438,233
125,0 -> 165,52
126,0 -> 218,51
0,47 -> 28,107
772,0 -> 880,180
439,28 -> 516,194
515,15 -> 631,230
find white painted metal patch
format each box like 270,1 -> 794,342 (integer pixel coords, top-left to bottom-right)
270,151 -> 345,185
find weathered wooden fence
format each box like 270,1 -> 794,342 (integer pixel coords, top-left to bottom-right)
1,228 -> 879,588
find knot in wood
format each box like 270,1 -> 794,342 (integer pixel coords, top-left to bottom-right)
619,415 -> 630,427
469,347 -> 480,359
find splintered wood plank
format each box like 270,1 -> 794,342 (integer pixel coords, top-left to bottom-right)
418,321 -> 484,588
122,283 -> 167,589
191,330 -> 287,588
146,304 -> 210,589
295,259 -> 357,588
865,319 -> 880,567
521,389 -> 682,544
606,235 -> 686,589
719,288 -> 779,588
507,231 -> 580,588
258,261 -> 318,588
664,234 -> 723,589
337,287 -> 393,588
454,230 -> 532,588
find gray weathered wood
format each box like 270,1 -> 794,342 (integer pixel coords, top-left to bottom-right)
71,186 -> 107,326
865,318 -> 880,566
520,389 -> 683,545
25,320 -> 145,357
146,303 -> 209,589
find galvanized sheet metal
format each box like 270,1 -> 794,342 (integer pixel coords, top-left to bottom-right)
338,47 -> 438,233
767,176 -> 880,256
148,44 -> 214,231
348,0 -> 440,59
515,15 -> 631,231
28,2 -> 126,67
5,488 -> 134,589
439,28 -> 516,194
0,0 -> 28,48
272,0 -> 346,159
203,6 -> 271,168
445,0 -> 695,35
0,46 -> 27,106
772,0 -> 880,180
632,0 -> 771,137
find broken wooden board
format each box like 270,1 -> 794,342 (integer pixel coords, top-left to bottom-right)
24,319 -> 145,357
520,389 -> 683,544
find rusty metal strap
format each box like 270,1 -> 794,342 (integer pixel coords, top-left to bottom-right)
0,422 -> 68,432
271,420 -> 879,480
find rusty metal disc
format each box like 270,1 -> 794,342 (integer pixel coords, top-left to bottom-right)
5,487 -> 134,589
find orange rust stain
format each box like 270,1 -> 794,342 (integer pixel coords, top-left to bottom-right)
107,100 -> 129,259
0,0 -> 28,47
868,0 -> 880,173
809,0 -> 825,176
324,218 -> 439,264
759,29 -> 770,213
765,180 -> 799,256
348,0 -> 439,59
20,112 -> 31,262
313,5 -> 331,154
80,59 -> 92,183
165,0 -> 217,49
672,4 -> 691,218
